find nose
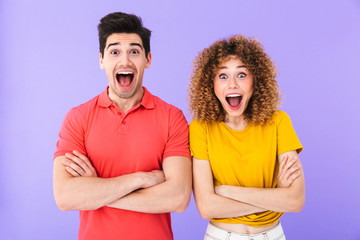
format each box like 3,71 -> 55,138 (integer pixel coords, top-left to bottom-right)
118,52 -> 131,66
228,76 -> 238,89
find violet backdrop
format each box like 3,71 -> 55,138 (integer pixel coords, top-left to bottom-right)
1,0 -> 359,239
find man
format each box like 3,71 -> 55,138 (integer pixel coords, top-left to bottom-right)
53,12 -> 192,240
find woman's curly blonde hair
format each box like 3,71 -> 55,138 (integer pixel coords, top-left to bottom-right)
188,35 -> 281,125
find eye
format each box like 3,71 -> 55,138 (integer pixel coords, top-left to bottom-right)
238,73 -> 247,78
110,50 -> 119,55
130,49 -> 140,54
219,74 -> 228,79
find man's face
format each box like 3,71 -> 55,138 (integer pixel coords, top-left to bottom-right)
100,33 -> 151,102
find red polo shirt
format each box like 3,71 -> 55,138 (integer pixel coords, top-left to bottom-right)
54,87 -> 190,240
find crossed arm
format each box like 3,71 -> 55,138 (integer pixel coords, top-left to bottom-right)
53,151 -> 192,213
193,150 -> 305,219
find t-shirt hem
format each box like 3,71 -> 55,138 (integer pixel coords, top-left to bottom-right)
190,153 -> 209,161
163,151 -> 191,160
53,151 -> 68,160
210,214 -> 283,228
278,145 -> 303,156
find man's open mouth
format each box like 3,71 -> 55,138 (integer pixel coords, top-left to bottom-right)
226,94 -> 242,109
116,71 -> 134,87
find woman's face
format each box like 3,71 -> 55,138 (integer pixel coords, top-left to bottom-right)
213,56 -> 254,120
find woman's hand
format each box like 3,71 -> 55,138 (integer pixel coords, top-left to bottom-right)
277,154 -> 301,188
62,150 -> 98,177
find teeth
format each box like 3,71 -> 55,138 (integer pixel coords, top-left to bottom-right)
227,94 -> 241,97
117,72 -> 133,75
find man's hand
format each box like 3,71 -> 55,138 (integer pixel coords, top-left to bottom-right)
55,152 -> 167,211
63,151 -> 166,188
277,154 -> 301,188
137,170 -> 166,188
63,150 -> 98,177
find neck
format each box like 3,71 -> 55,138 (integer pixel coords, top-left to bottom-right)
224,115 -> 249,131
108,88 -> 144,114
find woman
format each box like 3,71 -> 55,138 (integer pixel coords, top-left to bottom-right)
188,35 -> 305,240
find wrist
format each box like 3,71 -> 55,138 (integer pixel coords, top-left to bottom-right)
134,171 -> 147,189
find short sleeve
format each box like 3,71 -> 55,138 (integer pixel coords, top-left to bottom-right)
163,108 -> 191,159
276,111 -> 303,155
189,120 -> 209,160
54,107 -> 87,159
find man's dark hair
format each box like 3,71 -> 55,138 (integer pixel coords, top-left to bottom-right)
98,12 -> 151,58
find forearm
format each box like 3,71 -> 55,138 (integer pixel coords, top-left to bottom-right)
53,157 -> 146,211
192,158 -> 265,219
108,156 -> 192,213
55,174 -> 147,211
217,182 -> 305,212
218,151 -> 306,213
107,178 -> 191,213
195,192 -> 266,219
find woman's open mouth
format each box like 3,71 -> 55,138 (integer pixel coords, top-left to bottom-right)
226,94 -> 242,110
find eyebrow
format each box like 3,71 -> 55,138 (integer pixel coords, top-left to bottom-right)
219,65 -> 247,69
106,42 -> 144,50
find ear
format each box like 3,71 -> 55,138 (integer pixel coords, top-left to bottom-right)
145,52 -> 152,69
99,53 -> 104,69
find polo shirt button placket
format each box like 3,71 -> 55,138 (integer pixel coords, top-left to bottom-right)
118,113 -> 127,133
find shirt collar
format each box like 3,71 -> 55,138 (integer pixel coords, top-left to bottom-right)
98,86 -> 154,109
98,87 -> 112,108
140,87 -> 155,109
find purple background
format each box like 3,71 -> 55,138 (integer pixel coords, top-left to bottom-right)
1,0 -> 360,239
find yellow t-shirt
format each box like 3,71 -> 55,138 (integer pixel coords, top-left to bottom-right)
189,110 -> 303,227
